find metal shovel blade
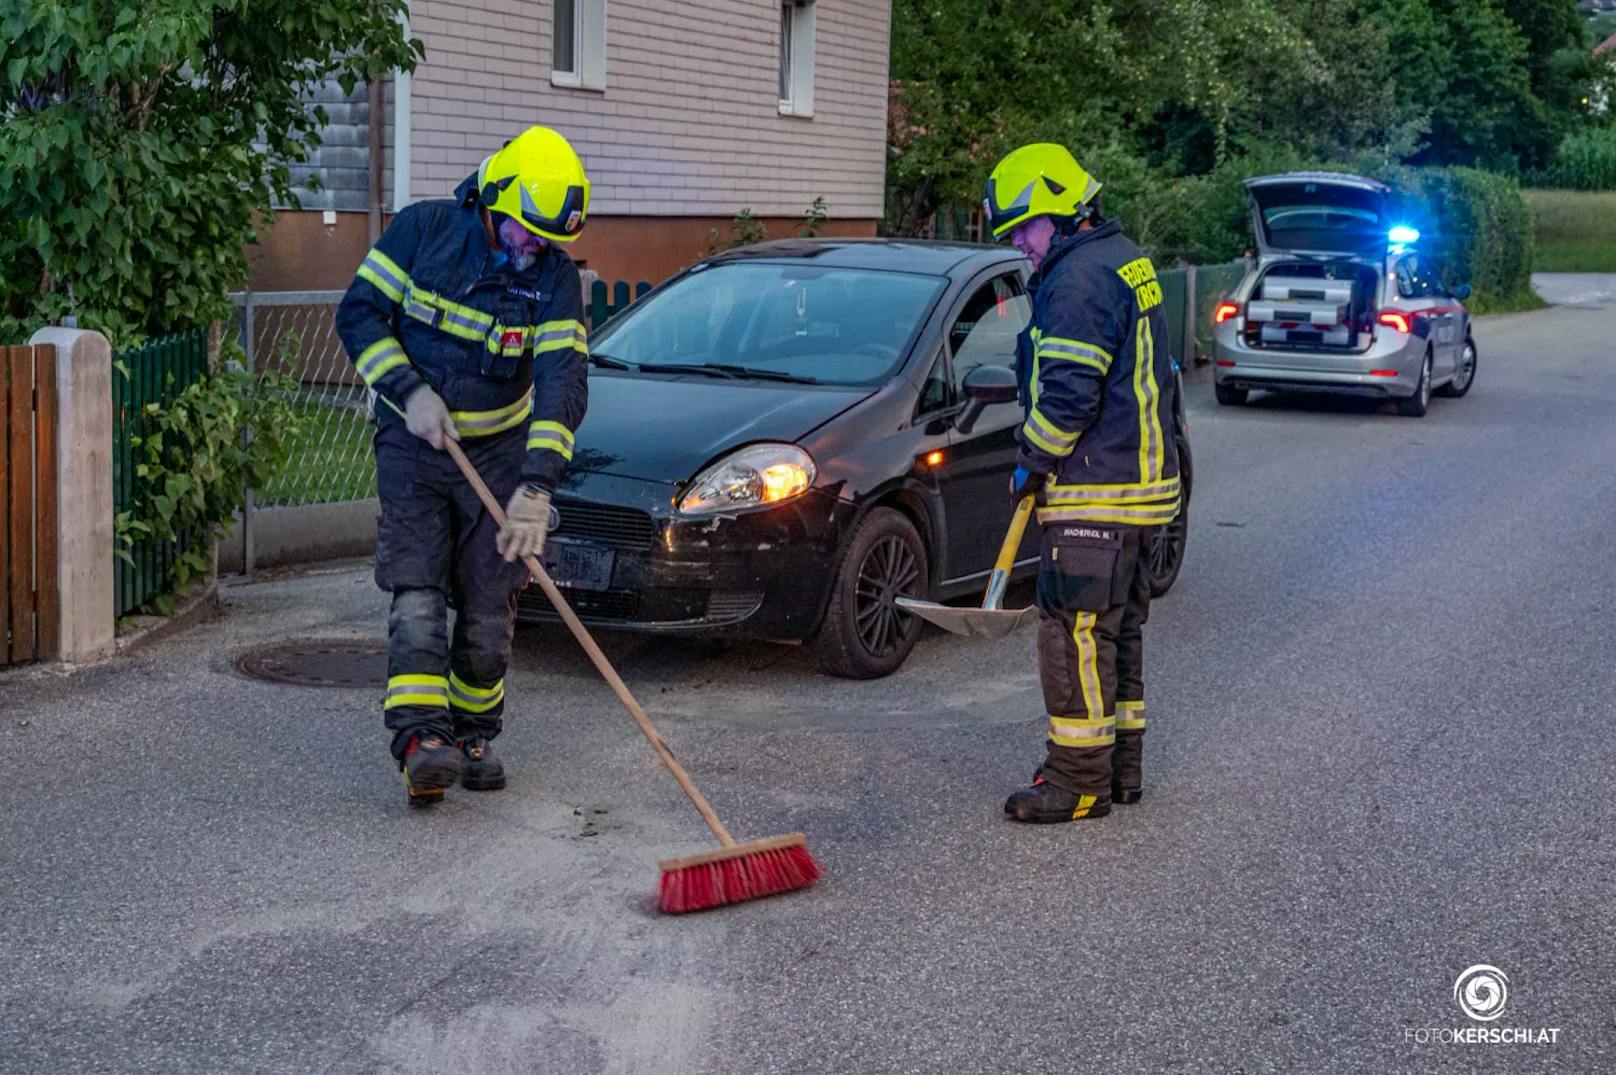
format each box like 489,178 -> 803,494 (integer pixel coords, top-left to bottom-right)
895,596 -> 1039,639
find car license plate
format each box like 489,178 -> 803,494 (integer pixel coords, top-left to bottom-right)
542,540 -> 614,591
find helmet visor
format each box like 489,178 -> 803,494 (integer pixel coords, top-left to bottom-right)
518,183 -> 588,239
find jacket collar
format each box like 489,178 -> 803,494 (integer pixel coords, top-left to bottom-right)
1036,218 -> 1121,280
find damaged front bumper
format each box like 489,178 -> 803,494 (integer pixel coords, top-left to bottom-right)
516,470 -> 853,641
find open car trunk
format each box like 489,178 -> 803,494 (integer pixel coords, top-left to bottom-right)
1242,260 -> 1382,352
1239,172 -> 1392,352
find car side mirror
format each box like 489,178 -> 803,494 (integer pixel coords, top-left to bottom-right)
955,364 -> 1019,435
1453,283 -> 1472,301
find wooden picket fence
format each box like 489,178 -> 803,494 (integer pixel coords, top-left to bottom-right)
1,344 -> 59,666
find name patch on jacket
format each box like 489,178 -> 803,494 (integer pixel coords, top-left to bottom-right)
506,286 -> 545,302
1117,257 -> 1163,313
1053,525 -> 1121,547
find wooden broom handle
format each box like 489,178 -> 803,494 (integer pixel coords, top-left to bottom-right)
444,439 -> 737,848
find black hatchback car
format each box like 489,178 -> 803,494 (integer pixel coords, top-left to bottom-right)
519,239 -> 1192,678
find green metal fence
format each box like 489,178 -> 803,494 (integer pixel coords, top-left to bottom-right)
587,279 -> 652,328
112,328 -> 208,616
1192,262 -> 1248,357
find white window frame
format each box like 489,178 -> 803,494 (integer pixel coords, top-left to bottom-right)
778,0 -> 815,118
552,0 -> 606,91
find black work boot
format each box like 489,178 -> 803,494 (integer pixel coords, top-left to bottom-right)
402,733 -> 462,807
1004,774 -> 1111,823
458,737 -> 506,791
1113,730 -> 1143,805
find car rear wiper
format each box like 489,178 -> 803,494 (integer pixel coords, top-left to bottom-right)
589,353 -> 637,370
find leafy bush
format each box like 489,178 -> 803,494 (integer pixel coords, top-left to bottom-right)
0,2 -> 419,348
1525,128 -> 1616,191
1400,168 -> 1538,312
115,346 -> 301,613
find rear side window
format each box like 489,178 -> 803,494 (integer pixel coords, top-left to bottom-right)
1396,256 -> 1441,299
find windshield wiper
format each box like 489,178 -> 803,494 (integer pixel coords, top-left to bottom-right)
639,362 -> 739,379
636,362 -> 821,384
589,353 -> 636,370
679,363 -> 821,384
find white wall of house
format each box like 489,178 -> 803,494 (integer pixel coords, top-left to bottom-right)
403,0 -> 891,219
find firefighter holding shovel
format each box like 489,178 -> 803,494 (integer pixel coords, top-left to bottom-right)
984,144 -> 1182,822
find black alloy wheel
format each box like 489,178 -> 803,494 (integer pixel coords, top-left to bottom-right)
811,507 -> 928,679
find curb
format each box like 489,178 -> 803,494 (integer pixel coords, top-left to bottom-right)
114,578 -> 221,658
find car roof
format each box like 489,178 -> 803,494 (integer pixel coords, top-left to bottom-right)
703,237 -> 1022,277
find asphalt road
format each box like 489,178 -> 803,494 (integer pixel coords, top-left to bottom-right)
3,276 -> 1614,1074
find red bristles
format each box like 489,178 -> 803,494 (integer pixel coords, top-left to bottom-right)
658,839 -> 820,914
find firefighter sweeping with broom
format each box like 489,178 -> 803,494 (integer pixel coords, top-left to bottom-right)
983,144 -> 1181,823
335,125 -> 590,807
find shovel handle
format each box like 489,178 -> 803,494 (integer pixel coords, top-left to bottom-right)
443,440 -> 738,848
983,495 -> 1037,610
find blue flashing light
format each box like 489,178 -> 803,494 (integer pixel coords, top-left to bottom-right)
1388,225 -> 1421,245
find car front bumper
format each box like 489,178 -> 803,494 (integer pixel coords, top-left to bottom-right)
1211,322 -> 1424,397
516,471 -> 853,641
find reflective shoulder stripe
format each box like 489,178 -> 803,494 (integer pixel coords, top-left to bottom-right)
357,250 -> 410,303
355,337 -> 410,386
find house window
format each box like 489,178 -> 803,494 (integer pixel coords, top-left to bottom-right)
552,0 -> 606,91
779,1 -> 815,117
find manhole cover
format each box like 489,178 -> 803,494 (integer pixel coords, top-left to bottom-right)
235,639 -> 387,688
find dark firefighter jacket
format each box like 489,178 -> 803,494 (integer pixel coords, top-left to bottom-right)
334,172 -> 588,491
1014,219 -> 1180,527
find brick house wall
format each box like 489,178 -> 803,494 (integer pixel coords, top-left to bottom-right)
247,1 -> 892,289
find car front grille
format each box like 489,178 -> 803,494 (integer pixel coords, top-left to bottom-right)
518,587 -> 641,622
550,497 -> 659,549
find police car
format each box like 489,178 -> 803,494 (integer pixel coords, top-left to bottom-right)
1210,172 -> 1477,416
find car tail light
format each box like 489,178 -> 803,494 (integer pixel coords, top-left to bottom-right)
1213,302 -> 1241,325
1377,311 -> 1412,334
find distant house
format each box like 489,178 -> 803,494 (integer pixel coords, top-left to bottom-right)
1598,30 -> 1616,57
248,1 -> 893,291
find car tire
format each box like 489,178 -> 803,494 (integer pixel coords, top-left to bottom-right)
1435,337 -> 1477,398
1396,351 -> 1432,417
1147,429 -> 1192,598
810,507 -> 928,680
1214,382 -> 1247,406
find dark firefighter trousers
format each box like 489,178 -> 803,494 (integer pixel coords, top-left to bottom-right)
1035,523 -> 1154,797
374,422 -> 529,761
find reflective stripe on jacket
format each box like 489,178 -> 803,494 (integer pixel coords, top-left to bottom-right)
1014,219 -> 1180,527
335,172 -> 589,491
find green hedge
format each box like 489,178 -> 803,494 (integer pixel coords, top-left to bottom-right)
1398,168 -> 1538,313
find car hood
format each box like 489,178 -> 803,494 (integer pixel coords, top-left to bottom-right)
568,373 -> 871,483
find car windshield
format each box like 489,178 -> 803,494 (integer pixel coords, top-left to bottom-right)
591,263 -> 946,386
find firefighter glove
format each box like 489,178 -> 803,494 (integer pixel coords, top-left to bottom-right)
498,485 -> 552,563
403,385 -> 460,451
1009,465 -> 1047,509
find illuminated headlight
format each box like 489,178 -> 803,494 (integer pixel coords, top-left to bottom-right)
677,444 -> 816,516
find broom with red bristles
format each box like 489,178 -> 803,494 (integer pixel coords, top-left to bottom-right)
446,441 -> 820,913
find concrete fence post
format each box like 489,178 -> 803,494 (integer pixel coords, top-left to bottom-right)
28,327 -> 115,663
